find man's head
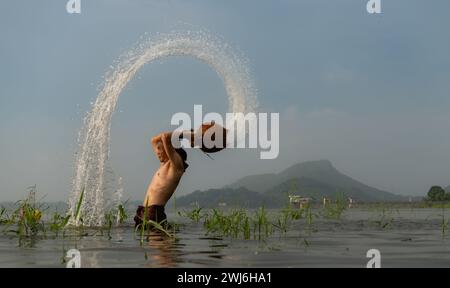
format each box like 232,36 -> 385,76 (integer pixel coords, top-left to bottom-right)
154,139 -> 188,170
155,141 -> 168,162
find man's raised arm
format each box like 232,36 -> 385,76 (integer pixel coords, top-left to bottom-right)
160,132 -> 184,170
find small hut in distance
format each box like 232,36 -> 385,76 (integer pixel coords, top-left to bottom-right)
288,195 -> 311,209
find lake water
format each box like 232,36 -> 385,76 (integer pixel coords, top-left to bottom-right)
0,208 -> 449,268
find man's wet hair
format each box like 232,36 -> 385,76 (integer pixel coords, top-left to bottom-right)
175,148 -> 188,171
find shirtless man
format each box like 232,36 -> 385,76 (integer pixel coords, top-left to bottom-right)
134,123 -> 226,228
134,132 -> 188,227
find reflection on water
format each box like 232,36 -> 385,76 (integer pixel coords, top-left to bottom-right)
145,231 -> 180,268
0,208 -> 449,267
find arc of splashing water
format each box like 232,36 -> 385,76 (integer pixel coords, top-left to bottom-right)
68,32 -> 258,226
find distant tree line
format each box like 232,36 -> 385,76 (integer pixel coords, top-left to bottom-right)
426,186 -> 450,202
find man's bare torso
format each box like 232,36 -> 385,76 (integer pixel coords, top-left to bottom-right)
144,160 -> 184,206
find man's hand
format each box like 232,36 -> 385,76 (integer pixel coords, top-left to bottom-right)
151,132 -> 174,147
151,134 -> 162,145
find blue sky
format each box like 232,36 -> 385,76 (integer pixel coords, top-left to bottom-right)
1,0 -> 450,201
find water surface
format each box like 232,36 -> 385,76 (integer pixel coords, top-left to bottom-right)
0,208 -> 448,268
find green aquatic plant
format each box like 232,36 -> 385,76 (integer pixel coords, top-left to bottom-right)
204,209 -> 245,239
322,193 -> 347,220
287,207 -> 301,220
73,187 -> 85,226
287,206 -> 303,220
200,205 -> 319,240
6,199 -> 46,241
2,187 -> 132,246
253,206 -> 272,240
0,206 -> 8,224
204,209 -> 229,237
306,206 -> 314,226
139,205 -> 149,245
274,211 -> 290,234
135,217 -> 174,239
0,188 -> 60,246
204,209 -> 251,239
104,211 -> 114,240
179,205 -> 203,223
372,207 -> 394,230
441,214 -> 447,238
104,202 -> 129,238
202,207 -> 276,240
117,203 -> 128,224
146,219 -> 173,238
274,206 -> 300,235
49,212 -> 71,237
439,206 -> 448,239
306,204 -> 314,225
242,214 -> 251,239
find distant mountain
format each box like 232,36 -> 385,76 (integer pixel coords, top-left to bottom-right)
175,187 -> 269,208
228,160 -> 335,192
229,160 -> 403,202
176,160 -> 406,207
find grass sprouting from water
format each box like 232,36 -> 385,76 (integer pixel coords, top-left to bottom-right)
253,207 -> 272,239
440,206 -> 448,239
178,204 -> 203,223
146,219 -> 173,238
117,203 -> 128,224
203,209 -> 248,239
73,187 -> 85,226
305,203 -> 315,226
441,213 -> 447,238
0,198 -> 47,246
49,212 -> 71,237
371,207 -> 395,230
201,206 -> 306,240
0,206 -> 8,224
2,187 -> 450,248
180,202 -> 326,240
322,193 -> 347,220
0,187 -> 133,246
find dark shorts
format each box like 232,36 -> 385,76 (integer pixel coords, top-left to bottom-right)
134,205 -> 167,228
